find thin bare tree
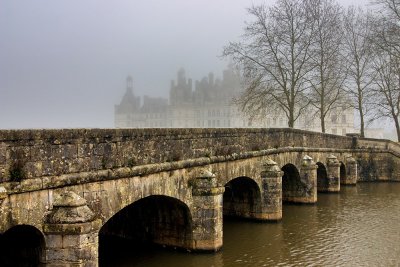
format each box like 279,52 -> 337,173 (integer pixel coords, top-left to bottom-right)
308,0 -> 346,133
368,0 -> 400,140
342,6 -> 376,137
371,49 -> 400,141
222,0 -> 316,128
372,0 -> 400,59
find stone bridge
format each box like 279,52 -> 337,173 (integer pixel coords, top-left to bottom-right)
0,128 -> 399,266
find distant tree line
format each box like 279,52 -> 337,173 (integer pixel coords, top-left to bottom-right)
223,0 -> 400,141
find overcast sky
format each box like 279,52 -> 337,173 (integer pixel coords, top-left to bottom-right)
0,0 -> 370,129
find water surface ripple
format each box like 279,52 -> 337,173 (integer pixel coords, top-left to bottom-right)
101,183 -> 400,267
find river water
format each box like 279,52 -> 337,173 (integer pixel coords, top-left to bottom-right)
101,183 -> 400,267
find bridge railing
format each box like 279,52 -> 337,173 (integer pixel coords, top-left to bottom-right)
0,128 -> 396,183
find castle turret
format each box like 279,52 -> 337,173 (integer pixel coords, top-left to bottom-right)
127,75 -> 133,93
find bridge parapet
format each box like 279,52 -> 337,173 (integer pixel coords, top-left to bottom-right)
0,128 -> 355,184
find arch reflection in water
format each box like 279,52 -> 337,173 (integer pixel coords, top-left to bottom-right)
99,183 -> 400,267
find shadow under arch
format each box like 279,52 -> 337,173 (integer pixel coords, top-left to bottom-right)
99,195 -> 193,262
316,162 -> 329,192
281,163 -> 303,203
223,176 -> 262,220
0,225 -> 45,267
340,162 -> 346,184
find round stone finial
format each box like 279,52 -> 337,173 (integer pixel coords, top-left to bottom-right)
47,191 -> 95,224
302,155 -> 315,167
196,168 -> 216,179
327,154 -> 337,160
263,158 -> 278,166
346,156 -> 356,164
53,191 -> 87,207
261,158 -> 281,172
327,154 -> 339,165
0,186 -> 7,201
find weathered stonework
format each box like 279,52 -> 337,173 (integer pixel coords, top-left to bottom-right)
324,155 -> 341,192
342,156 -> 358,185
0,128 -> 399,265
191,168 -> 224,251
259,159 -> 282,220
298,155 -> 318,203
43,191 -> 101,267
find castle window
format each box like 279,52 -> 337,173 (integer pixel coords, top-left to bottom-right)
342,115 -> 346,124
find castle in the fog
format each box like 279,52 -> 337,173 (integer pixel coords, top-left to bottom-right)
114,68 -> 355,135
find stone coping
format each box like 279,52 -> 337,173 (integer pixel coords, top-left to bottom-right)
1,146 -> 397,195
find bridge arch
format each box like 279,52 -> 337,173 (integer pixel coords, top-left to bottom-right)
0,225 -> 45,266
340,162 -> 346,184
99,195 -> 193,256
281,163 -> 302,203
223,176 -> 261,219
317,162 -> 329,192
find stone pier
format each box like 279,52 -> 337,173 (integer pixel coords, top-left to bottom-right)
259,159 -> 283,220
324,155 -> 341,192
342,156 -> 358,185
43,192 -> 101,267
298,155 -> 318,203
190,168 -> 224,251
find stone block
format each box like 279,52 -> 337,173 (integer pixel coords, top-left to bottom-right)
45,234 -> 63,248
23,161 -> 43,178
0,142 -> 6,164
64,144 -> 78,159
77,144 -> 94,158
30,145 -> 52,161
62,235 -> 82,248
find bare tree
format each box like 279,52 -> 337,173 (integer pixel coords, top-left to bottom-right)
222,0 -> 316,128
372,0 -> 400,58
308,0 -> 345,133
368,0 -> 400,141
371,49 -> 400,141
342,6 -> 376,137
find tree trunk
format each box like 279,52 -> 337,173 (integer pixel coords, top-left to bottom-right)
288,114 -> 295,128
394,116 -> 400,142
359,109 -> 365,138
357,78 -> 365,138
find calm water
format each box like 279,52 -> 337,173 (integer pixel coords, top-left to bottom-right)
101,183 -> 400,267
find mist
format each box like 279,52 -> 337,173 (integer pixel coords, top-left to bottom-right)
0,0 -> 369,129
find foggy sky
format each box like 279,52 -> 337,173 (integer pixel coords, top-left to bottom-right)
0,0 -> 369,129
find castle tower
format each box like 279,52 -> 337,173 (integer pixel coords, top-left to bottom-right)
127,75 -> 133,93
